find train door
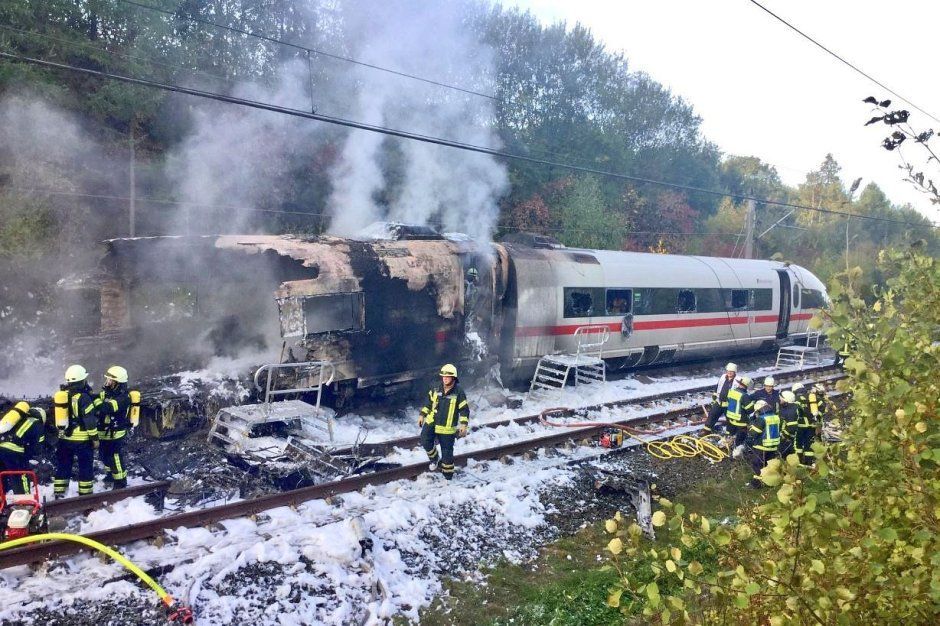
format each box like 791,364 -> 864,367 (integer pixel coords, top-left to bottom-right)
775,269 -> 791,339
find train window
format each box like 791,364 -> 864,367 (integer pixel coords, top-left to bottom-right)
695,289 -> 724,313
649,288 -> 678,314
606,289 -> 632,315
302,293 -> 364,334
751,288 -> 773,310
632,289 -> 653,315
726,289 -> 749,311
677,289 -> 696,313
801,288 -> 827,309
793,285 -> 801,308
564,288 -> 595,318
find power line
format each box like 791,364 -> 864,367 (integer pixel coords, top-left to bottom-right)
1,50 -> 937,230
116,0 -> 498,102
749,0 -> 940,125
7,185 -> 743,238
0,23 -> 236,87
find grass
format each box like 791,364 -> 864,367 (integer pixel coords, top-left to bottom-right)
413,462 -> 767,626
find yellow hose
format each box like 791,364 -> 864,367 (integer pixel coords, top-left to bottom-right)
624,429 -> 730,462
0,533 -> 175,608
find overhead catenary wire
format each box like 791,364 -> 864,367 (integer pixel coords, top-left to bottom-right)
116,0 -> 498,102
2,50 -> 935,231
0,23 -> 237,88
749,0 -> 940,125
7,185 -> 745,239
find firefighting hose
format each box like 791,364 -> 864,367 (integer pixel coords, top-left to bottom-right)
0,533 -> 194,624
539,408 -> 729,462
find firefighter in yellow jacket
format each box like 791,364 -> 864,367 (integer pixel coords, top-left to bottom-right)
96,365 -> 140,489
418,364 -> 469,480
53,365 -> 100,498
0,402 -> 46,493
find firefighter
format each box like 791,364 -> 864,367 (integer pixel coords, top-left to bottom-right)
53,365 -> 100,498
744,399 -> 780,488
97,365 -> 140,489
796,384 -> 827,465
418,364 -> 469,480
0,402 -> 45,494
778,390 -> 800,461
791,383 -> 809,416
703,362 -> 738,433
726,376 -> 753,456
809,383 -> 829,423
750,376 -> 780,413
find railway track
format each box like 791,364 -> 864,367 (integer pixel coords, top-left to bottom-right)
0,365 -> 845,569
339,363 -> 845,456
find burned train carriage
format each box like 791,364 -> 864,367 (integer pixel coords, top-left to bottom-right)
66,232 -> 826,396
64,233 -> 506,398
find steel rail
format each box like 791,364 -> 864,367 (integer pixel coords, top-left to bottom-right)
339,364 -> 844,456
0,369 -> 845,569
43,481 -> 172,517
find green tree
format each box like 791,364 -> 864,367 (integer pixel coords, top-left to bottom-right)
604,247 -> 940,623
556,175 -> 624,250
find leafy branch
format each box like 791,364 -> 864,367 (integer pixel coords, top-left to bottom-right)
864,96 -> 940,205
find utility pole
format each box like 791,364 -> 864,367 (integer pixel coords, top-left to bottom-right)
743,199 -> 755,259
129,124 -> 136,237
845,218 -> 851,273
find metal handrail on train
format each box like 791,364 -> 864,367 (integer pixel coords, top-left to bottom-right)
574,325 -> 610,359
253,360 -> 336,417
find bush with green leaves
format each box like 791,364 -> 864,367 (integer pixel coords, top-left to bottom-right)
603,247 -> 939,623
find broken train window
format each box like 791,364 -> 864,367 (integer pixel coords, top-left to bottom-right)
282,293 -> 365,336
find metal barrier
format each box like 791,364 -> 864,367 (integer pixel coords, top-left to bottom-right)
254,361 -> 335,414
208,361 -> 338,451
574,324 -> 611,359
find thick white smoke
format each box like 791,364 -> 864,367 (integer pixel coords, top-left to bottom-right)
165,0 -> 507,241
325,0 -> 508,241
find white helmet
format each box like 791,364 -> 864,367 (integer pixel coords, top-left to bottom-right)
105,365 -> 129,384
763,376 -> 775,387
781,390 -> 796,403
791,382 -> 805,392
753,400 -> 769,412
725,362 -> 738,373
65,364 -> 88,384
737,376 -> 752,387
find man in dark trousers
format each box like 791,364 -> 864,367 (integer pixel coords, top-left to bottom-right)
97,365 -> 140,489
703,362 -> 738,433
0,402 -> 46,493
725,376 -> 753,456
53,365 -> 100,498
418,364 -> 469,480
744,399 -> 781,488
777,390 -> 800,461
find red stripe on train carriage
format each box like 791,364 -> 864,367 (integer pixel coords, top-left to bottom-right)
514,310 -> 816,338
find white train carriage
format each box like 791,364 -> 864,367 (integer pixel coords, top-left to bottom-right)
499,243 -> 827,382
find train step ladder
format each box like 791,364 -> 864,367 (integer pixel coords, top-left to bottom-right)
775,329 -> 823,370
208,360 -> 336,451
528,325 -> 609,400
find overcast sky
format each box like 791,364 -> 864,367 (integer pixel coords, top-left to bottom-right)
500,0 -> 940,220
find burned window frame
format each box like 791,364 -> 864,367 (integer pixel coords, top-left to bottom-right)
301,292 -> 365,335
725,289 -> 750,311
563,287 -> 602,318
677,289 -> 696,313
